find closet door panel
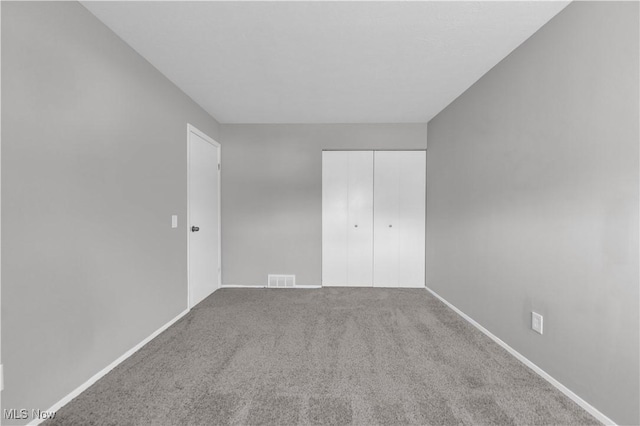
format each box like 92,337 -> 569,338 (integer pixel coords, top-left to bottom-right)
373,151 -> 400,287
373,151 -> 426,288
322,151 -> 349,286
346,151 -> 374,286
397,151 -> 426,288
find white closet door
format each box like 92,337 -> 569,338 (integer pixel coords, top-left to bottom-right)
346,151 -> 374,286
373,151 -> 426,288
322,151 -> 373,287
322,151 -> 349,286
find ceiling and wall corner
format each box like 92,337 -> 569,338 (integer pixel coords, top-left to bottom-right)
81,1 -> 570,124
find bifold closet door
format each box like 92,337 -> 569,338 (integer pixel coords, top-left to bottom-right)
322,151 -> 373,287
373,151 -> 426,288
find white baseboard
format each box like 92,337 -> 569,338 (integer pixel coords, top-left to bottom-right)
221,284 -> 321,289
221,284 -> 266,288
29,308 -> 190,426
425,287 -> 615,426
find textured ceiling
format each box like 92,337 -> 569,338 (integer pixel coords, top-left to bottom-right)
82,1 -> 569,123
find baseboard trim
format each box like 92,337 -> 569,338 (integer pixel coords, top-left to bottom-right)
425,287 -> 615,426
29,308 -> 190,426
221,284 -> 266,288
221,284 -> 321,289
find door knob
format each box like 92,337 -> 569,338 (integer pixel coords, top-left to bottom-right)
191,226 -> 200,232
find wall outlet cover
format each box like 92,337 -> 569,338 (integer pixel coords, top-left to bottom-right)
171,215 -> 178,228
532,312 -> 544,334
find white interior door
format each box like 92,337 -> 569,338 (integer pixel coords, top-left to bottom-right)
373,151 -> 426,288
322,151 -> 373,287
188,125 -> 220,307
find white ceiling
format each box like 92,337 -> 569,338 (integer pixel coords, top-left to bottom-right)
82,1 -> 569,124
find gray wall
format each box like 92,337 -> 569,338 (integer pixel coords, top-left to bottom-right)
1,1 -> 220,420
219,124 -> 427,286
426,2 -> 639,425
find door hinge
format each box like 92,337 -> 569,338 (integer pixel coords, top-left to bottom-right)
218,163 -> 221,171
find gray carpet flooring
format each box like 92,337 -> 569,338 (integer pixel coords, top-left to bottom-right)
47,288 -> 599,425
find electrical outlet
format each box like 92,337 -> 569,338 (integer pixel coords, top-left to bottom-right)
171,215 -> 178,229
532,312 -> 544,334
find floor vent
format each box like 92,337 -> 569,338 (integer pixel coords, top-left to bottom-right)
267,274 -> 296,288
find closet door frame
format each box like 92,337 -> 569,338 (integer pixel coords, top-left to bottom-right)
321,149 -> 426,288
